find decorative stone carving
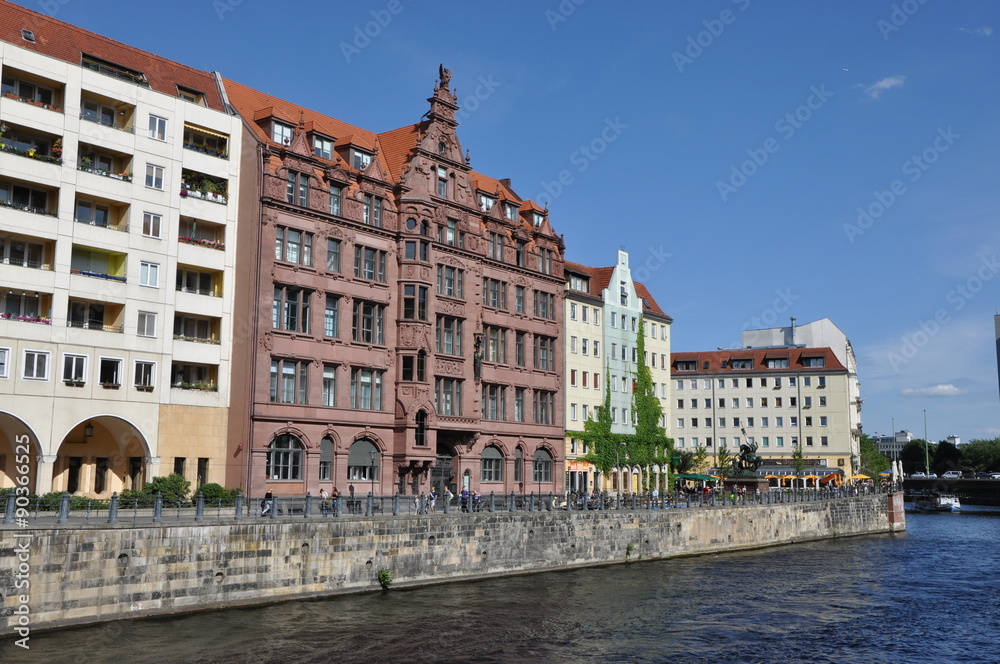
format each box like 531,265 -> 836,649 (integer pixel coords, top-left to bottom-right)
435,358 -> 464,376
259,333 -> 273,352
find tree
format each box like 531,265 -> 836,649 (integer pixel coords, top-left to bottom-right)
901,439 -> 936,475
791,442 -> 807,477
632,314 -> 670,490
858,434 -> 889,479
715,442 -> 734,479
960,438 -> 1000,472
691,444 -> 709,475
932,440 -> 962,476
142,473 -> 191,503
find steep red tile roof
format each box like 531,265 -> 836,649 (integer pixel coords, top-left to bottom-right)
564,261 -> 670,321
0,0 -> 224,110
671,348 -> 846,373
377,122 -> 423,182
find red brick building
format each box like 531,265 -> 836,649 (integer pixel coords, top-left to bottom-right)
224,70 -> 565,499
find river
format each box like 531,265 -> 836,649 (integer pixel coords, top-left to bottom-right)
3,506 -> 998,664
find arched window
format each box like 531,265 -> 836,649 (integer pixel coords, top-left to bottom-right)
514,447 -> 523,483
347,438 -> 379,481
415,411 -> 427,447
533,449 -> 552,483
481,446 -> 503,482
319,436 -> 334,481
267,434 -> 304,480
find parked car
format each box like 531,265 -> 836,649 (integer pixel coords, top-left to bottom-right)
962,471 -> 976,479
927,473 -> 938,478
990,473 -> 1000,480
976,472 -> 991,480
941,471 -> 962,479
910,472 -> 927,478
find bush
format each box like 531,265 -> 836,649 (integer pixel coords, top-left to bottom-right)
377,568 -> 394,590
142,473 -> 191,502
194,483 -> 240,506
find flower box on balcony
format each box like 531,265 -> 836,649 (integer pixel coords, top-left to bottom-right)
101,382 -> 120,389
64,379 -> 85,387
135,385 -> 154,392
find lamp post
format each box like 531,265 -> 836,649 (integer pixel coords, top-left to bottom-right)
923,409 -> 930,475
369,448 -> 377,499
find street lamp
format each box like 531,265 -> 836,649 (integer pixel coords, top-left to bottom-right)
369,448 -> 377,498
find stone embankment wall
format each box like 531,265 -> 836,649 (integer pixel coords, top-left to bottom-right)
1,494 -> 902,631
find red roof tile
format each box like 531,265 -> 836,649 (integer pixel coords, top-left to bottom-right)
671,348 -> 846,373
564,261 -> 670,321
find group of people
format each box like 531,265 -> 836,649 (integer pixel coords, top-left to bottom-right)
423,486 -> 482,514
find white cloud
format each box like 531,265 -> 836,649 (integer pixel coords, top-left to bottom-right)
863,75 -> 906,100
901,384 -> 968,397
958,26 -> 993,37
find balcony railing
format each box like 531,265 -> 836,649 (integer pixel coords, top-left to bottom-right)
66,321 -> 124,333
171,382 -> 218,392
0,313 -> 51,324
78,164 -> 132,182
79,112 -> 134,133
74,219 -> 129,233
178,236 -> 225,251
1,91 -> 63,113
180,187 -> 228,205
173,334 -> 221,345
0,198 -> 57,217
81,60 -> 149,87
0,257 -> 53,270
183,143 -> 229,160
176,286 -> 221,297
69,268 -> 127,282
0,142 -> 62,165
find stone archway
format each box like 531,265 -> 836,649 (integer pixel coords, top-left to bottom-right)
52,416 -> 151,498
0,411 -> 42,492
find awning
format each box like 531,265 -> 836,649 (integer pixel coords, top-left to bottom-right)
849,473 -> 871,480
184,122 -> 230,140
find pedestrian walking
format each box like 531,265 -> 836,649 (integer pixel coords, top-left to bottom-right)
319,488 -> 330,517
260,490 -> 273,516
428,487 -> 438,514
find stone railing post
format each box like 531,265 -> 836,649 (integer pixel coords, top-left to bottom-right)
153,491 -> 163,522
547,492 -> 554,511
270,496 -> 278,519
3,492 -> 14,524
509,492 -> 516,512
195,492 -> 205,521
234,491 -> 243,521
57,492 -> 70,524
393,494 -> 400,516
107,492 -> 119,523
489,492 -> 496,513
304,492 -> 312,518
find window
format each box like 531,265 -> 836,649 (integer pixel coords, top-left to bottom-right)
571,370 -> 578,387
62,354 -> 87,382
135,361 -> 155,388
82,99 -> 115,127
569,303 -> 577,321
819,396 -> 827,407
272,286 -> 311,334
434,377 -> 462,415
415,411 -> 428,447
362,194 -> 382,227
176,267 -> 219,296
350,368 -> 383,410
483,278 -> 507,309
482,447 -> 503,482
437,167 -> 448,197
533,291 -> 556,320
272,122 -> 293,145
286,170 -> 309,206
790,416 -> 798,427
533,449 -> 553,483
401,352 -> 426,382
482,384 -> 507,420
533,336 -> 555,371
515,286 -> 525,313
405,239 -> 429,261
820,416 -> 828,427
803,357 -> 825,368
515,332 -> 525,367
776,417 -> 784,427
137,311 -> 156,337
776,437 -> 784,447
515,240 -> 526,268
324,295 -> 339,338
75,199 -> 110,227
479,194 -> 495,212
582,405 -> 590,420
537,248 -> 553,275
139,261 -> 159,288
327,239 -> 341,273
142,212 -> 162,238
818,376 -> 827,387
487,231 -> 504,261
322,365 -> 336,407
314,136 -> 332,160
436,265 -> 464,298
533,390 -> 555,425
804,377 -> 812,387
329,186 -> 343,216
730,359 -> 752,370
821,436 -> 829,447
98,357 -> 122,386
269,358 -> 309,404
570,336 -> 578,354
761,417 -> 769,427
320,437 -> 334,480
767,358 -> 789,369
790,397 -> 797,407
23,350 -> 49,380
347,440 -> 379,481
352,300 -> 385,344
402,285 -> 428,321
788,377 -> 796,387
148,114 -> 167,141
484,326 -> 507,364
353,150 -> 372,170
515,387 -> 525,422
274,226 -> 313,266
354,245 -> 387,282
804,396 -> 812,408
267,434 -> 303,480
570,403 -> 578,421
435,316 -> 463,355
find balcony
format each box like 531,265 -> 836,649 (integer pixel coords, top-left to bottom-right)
180,169 -> 228,205
183,124 -> 229,160
173,314 -> 222,345
178,217 -> 225,251
70,246 -> 127,283
66,299 -> 124,334
81,55 -> 149,88
74,196 -> 130,233
171,362 -> 219,391
1,68 -> 65,113
78,144 -> 132,182
0,234 -> 54,271
0,291 -> 51,324
175,265 -> 223,297
0,122 -> 63,165
0,180 -> 57,218
79,93 -> 135,133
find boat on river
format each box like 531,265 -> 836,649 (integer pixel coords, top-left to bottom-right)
912,492 -> 961,512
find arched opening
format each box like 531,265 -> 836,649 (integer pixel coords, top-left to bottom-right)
52,417 -> 149,497
0,413 -> 40,492
266,433 -> 304,481
532,449 -> 553,491
481,445 -> 503,484
414,410 -> 427,447
347,438 -> 379,493
514,446 -> 523,487
319,436 -> 333,482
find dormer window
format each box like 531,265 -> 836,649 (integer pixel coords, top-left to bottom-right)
568,275 -> 589,292
314,136 -> 332,160
353,150 -> 372,170
272,122 -> 293,145
177,86 -> 205,106
21,29 -> 35,43
437,167 -> 448,197
479,194 -> 495,212
505,203 -> 518,221
532,212 -> 544,228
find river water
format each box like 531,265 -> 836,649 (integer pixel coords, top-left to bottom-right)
4,507 -> 999,664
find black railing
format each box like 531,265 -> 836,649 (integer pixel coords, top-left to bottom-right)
1,486 -> 890,527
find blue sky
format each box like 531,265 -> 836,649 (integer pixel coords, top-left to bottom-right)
23,0 -> 1000,442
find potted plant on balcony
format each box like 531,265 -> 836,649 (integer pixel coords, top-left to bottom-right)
101,381 -> 120,389
79,155 -> 93,171
51,139 -> 62,159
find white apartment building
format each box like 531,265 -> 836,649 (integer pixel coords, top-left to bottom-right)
0,5 -> 242,496
564,250 -> 672,493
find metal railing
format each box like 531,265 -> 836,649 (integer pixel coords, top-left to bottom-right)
1,485 -> 890,528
